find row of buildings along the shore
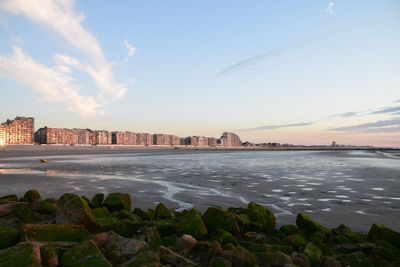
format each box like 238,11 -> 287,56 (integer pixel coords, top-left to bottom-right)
0,116 -> 242,147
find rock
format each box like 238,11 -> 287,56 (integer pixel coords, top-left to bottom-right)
60,239 -> 112,267
155,203 -> 173,219
56,193 -> 94,226
256,251 -> 293,266
296,212 -> 326,233
120,250 -> 161,267
246,242 -> 271,253
22,189 -> 41,202
202,207 -> 239,234
177,209 -> 208,240
94,216 -> 142,237
133,207 -> 150,220
41,246 -> 58,267
323,256 -> 342,267
291,252 -> 310,267
270,244 -> 294,255
336,251 -> 370,266
333,243 -> 375,256
332,224 -> 351,236
0,242 -> 42,267
246,202 -> 276,232
209,256 -> 232,267
103,193 -> 131,212
31,200 -> 57,215
176,234 -> 198,253
243,231 -> 266,242
279,224 -> 298,236
208,229 -> 238,247
146,208 -> 156,221
91,193 -> 104,208
154,219 -> 177,237
229,246 -> 256,267
303,243 -> 322,265
371,240 -> 400,261
281,234 -> 308,248
0,194 -> 18,204
235,213 -> 251,231
91,207 -> 111,219
0,225 -> 20,249
0,202 -> 15,217
13,203 -> 42,223
23,224 -> 92,242
367,223 -> 400,249
158,245 -> 197,266
94,231 -> 149,264
144,226 -> 162,248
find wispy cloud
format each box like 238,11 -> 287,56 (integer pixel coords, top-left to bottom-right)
370,106 -> 400,115
329,118 -> 400,132
124,40 -> 137,63
329,111 -> 362,118
0,0 -> 128,115
0,46 -> 101,117
324,2 -> 335,15
240,122 -> 314,132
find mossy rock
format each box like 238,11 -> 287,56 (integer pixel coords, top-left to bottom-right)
22,189 -> 41,202
256,251 -> 293,266
310,229 -> 332,243
270,244 -> 294,255
80,195 -> 91,206
176,209 -> 207,240
336,251 -> 370,267
155,203 -> 172,219
230,246 -> 256,267
103,193 -> 131,212
91,193 -> 104,208
344,231 -> 367,243
41,246 -> 59,267
235,213 -> 251,232
371,240 -> 400,262
23,224 -> 92,242
145,226 -> 162,248
202,207 -> 239,234
208,229 -> 238,247
303,242 -> 322,265
281,234 -> 308,248
331,234 -> 351,244
334,243 -> 375,256
209,256 -> 232,267
121,250 -> 160,267
154,219 -> 177,237
0,194 -> 18,204
279,224 -> 298,236
13,203 -> 42,223
245,242 -> 271,253
296,212 -> 327,233
0,242 -> 42,267
94,217 -> 141,238
60,239 -> 112,267
133,207 -> 150,220
323,256 -> 342,267
31,200 -> 57,215
332,224 -> 351,235
146,208 -> 156,221
162,236 -> 178,247
227,207 -> 247,215
92,207 -> 111,219
368,224 -> 400,249
0,225 -> 20,249
246,202 -> 276,233
56,193 -> 95,226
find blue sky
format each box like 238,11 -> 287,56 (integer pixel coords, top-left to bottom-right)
0,0 -> 399,146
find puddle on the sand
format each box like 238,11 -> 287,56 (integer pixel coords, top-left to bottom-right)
0,168 -> 43,174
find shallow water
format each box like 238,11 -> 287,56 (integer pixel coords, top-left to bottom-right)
1,150 -> 399,231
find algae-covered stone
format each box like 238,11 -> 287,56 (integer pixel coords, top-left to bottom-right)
208,229 -> 238,247
91,207 -> 111,219
41,246 -> 58,267
235,213 -> 251,232
154,219 -> 177,237
155,203 -> 172,219
0,194 -> 18,204
256,251 -> 293,266
371,240 -> 400,261
270,244 -> 294,255
243,231 -> 265,242
176,234 -> 198,253
103,193 -> 131,212
13,203 -> 42,223
202,207 -> 239,234
332,224 -> 351,236
229,246 -> 256,267
367,223 -> 400,249
279,224 -> 298,236
177,209 -> 207,240
94,217 -> 141,238
0,225 -> 20,249
31,200 -> 57,215
158,245 -> 198,266
281,234 -> 308,248
209,256 -> 232,267
245,242 -> 271,253
23,189 -> 42,202
91,193 -> 104,208
133,207 -> 150,220
246,202 -> 276,232
23,224 -> 92,242
334,243 -> 375,256
56,193 -> 94,226
144,226 -> 162,248
336,251 -> 370,267
323,256 -> 342,267
303,242 -> 322,265
291,252 -> 310,267
0,242 -> 42,267
0,202 -> 15,217
94,231 -> 149,264
120,250 -> 160,267
296,212 -> 326,233
60,239 -> 112,267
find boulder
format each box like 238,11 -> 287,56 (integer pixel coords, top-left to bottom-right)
0,225 -> 20,249
256,251 -> 293,267
0,242 -> 42,267
279,224 -> 298,236
23,224 -> 92,242
229,246 -> 256,267
323,256 -> 342,267
60,239 -> 112,267
246,202 -> 276,232
202,207 -> 239,234
291,252 -> 310,267
103,193 -> 131,212
332,224 -> 351,236
177,209 -> 207,240
209,256 -> 232,267
13,204 -> 42,223
281,234 -> 308,248
94,216 -> 142,238
0,194 -> 18,204
94,231 -> 149,264
208,229 -> 238,247
56,193 -> 94,226
144,226 -> 162,248
303,243 -> 322,265
120,250 -> 161,267
243,231 -> 266,242
154,219 -> 177,237
336,251 -> 370,266
296,212 -> 326,233
133,207 -> 151,220
91,207 -> 111,219
41,246 -> 58,267
155,203 -> 173,219
91,193 -> 104,208
31,200 -> 57,215
371,240 -> 400,261
22,189 -> 41,202
176,234 -> 198,253
367,223 -> 400,249
0,202 -> 15,217
158,245 -> 197,266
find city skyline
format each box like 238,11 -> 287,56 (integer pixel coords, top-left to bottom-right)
0,1 -> 399,146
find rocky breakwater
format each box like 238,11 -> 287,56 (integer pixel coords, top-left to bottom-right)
0,190 -> 399,267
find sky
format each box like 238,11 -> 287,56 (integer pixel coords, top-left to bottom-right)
0,0 -> 399,147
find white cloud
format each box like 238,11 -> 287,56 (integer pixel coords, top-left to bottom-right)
124,40 -> 137,63
0,46 -> 102,117
0,0 -> 127,105
324,2 -> 335,15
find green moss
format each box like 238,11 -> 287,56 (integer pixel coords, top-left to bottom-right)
56,193 -> 95,226
176,209 -> 207,240
235,213 -> 251,232
208,229 -> 238,247
270,244 -> 294,255
60,239 -> 112,267
146,208 -> 156,221
0,225 -> 20,249
133,207 -> 150,220
245,242 -> 271,253
103,193 -> 131,212
0,194 -> 18,203
332,224 -> 351,235
230,246 -> 256,267
94,217 -> 141,237
37,201 -> 57,215
279,224 -> 298,236
372,240 -> 400,261
23,189 -> 41,202
41,246 -> 58,267
246,202 -> 276,232
281,234 -> 308,248
0,242 -> 42,267
256,251 -> 293,266
155,203 -> 172,219
161,236 -> 177,247
202,207 -> 239,234
122,250 -> 160,267
209,257 -> 231,267
91,193 -> 104,208
23,224 -> 92,242
14,203 -> 42,223
154,219 -> 177,237
92,207 -> 111,219
303,242 -> 322,265
336,251 -> 370,267
368,224 -> 400,249
296,212 -> 327,233
145,226 -> 162,248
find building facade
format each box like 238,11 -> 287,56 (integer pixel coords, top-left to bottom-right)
221,132 -> 242,146
0,117 -> 34,145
